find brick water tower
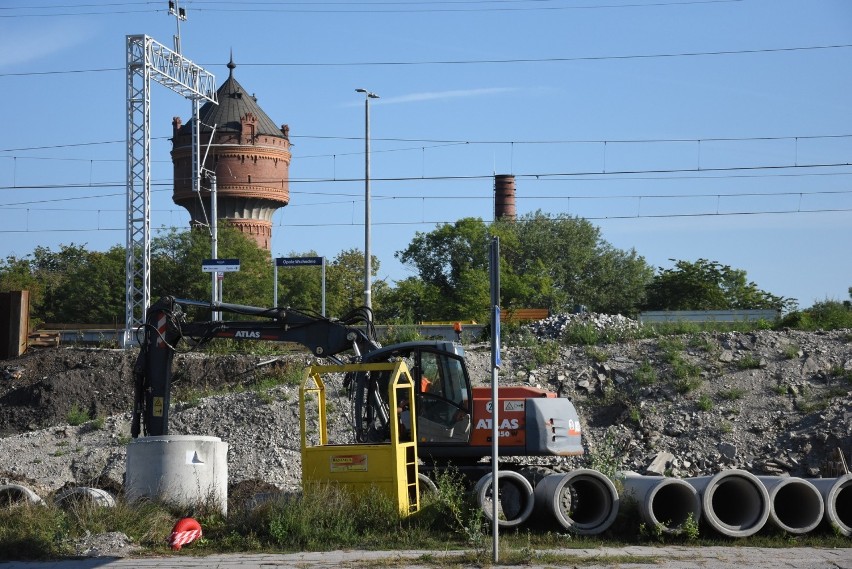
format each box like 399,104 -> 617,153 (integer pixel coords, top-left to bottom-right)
171,56 -> 291,251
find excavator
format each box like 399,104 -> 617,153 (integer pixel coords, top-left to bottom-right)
132,296 -> 584,480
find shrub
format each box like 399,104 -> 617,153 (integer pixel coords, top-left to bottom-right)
530,340 -> 561,367
66,404 -> 90,427
779,300 -> 852,331
584,346 -> 608,364
382,325 -> 423,345
562,322 -> 601,346
266,483 -> 401,549
735,355 -> 762,370
782,344 -> 802,359
633,360 -> 657,386
696,394 -> 713,411
718,387 -> 745,400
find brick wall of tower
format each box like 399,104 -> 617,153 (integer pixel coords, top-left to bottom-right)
171,118 -> 291,251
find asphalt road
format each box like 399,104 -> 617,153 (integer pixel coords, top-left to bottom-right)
2,547 -> 851,569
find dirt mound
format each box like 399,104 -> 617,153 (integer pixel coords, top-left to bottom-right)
0,347 -> 284,436
0,349 -> 135,435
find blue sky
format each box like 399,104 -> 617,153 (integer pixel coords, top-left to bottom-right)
0,0 -> 850,310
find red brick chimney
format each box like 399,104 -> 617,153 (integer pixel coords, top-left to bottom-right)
494,174 -> 517,222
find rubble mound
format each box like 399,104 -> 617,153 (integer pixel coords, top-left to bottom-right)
0,325 -> 849,498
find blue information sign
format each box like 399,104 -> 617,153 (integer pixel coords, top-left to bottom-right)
202,258 -> 240,272
276,256 -> 323,267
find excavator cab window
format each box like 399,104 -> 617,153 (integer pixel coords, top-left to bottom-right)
413,350 -> 471,444
356,343 -> 472,445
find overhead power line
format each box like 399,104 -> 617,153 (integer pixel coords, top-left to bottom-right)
5,189 -> 850,213
2,131 -> 851,156
1,205 -> 849,237
3,160 -> 852,195
3,43 -> 851,77
0,0 -> 745,18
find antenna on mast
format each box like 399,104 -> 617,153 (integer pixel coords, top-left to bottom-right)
167,0 -> 187,54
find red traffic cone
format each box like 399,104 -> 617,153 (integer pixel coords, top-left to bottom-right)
168,517 -> 202,551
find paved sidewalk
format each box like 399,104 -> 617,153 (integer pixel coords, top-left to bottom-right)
2,547 -> 851,569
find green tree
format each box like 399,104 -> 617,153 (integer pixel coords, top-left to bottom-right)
151,225 -> 272,309
324,248 -> 384,318
505,212 -> 652,314
374,276 -> 441,323
396,213 -> 653,320
395,218 -> 491,321
644,258 -> 790,311
273,251 -> 324,312
52,246 -> 126,324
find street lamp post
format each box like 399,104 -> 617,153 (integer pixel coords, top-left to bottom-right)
356,88 -> 379,318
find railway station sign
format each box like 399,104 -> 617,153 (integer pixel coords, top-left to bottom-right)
202,258 -> 240,272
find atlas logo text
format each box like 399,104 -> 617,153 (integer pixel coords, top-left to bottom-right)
234,331 -> 261,339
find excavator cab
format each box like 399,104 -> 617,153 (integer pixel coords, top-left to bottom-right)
354,341 -> 472,447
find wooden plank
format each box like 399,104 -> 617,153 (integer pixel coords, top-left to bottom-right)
500,308 -> 549,322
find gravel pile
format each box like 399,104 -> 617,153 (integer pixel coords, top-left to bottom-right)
526,312 -> 640,340
0,326 -> 850,500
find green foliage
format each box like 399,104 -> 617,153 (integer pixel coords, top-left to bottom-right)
628,406 -> 642,424
323,248 -> 387,318
562,321 -> 602,345
530,340 -> 561,367
0,503 -> 69,559
645,258 -> 791,312
0,244 -> 125,324
87,416 -> 105,431
681,512 -> 700,540
735,355 -> 763,370
255,363 -> 304,390
779,299 -> 852,331
658,336 -> 685,356
0,499 -> 175,560
782,344 -> 802,359
672,374 -> 702,394
718,387 -> 746,400
586,428 -> 626,479
696,394 -> 713,411
382,324 -> 423,345
687,333 -> 715,353
265,483 -> 401,549
395,213 -> 653,320
394,218 -> 492,321
422,469 -> 486,544
585,346 -> 608,363
633,360 -> 657,386
66,404 -> 90,427
504,212 -> 653,315
829,364 -> 852,383
152,225 -> 272,310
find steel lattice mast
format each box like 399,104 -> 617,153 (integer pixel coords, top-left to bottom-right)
125,35 -> 217,346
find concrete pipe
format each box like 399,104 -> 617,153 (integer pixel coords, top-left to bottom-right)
473,470 -> 535,528
417,473 -> 438,498
533,469 -> 619,535
686,469 -> 769,537
758,476 -> 823,535
125,435 -> 229,516
808,474 -> 852,537
0,483 -> 44,506
620,471 -> 701,534
54,487 -> 117,509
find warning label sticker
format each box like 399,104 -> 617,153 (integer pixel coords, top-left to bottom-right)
330,454 -> 368,472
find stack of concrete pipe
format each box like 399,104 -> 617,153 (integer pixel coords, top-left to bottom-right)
474,468 -> 620,534
472,468 -> 851,537
1,468 -> 849,538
